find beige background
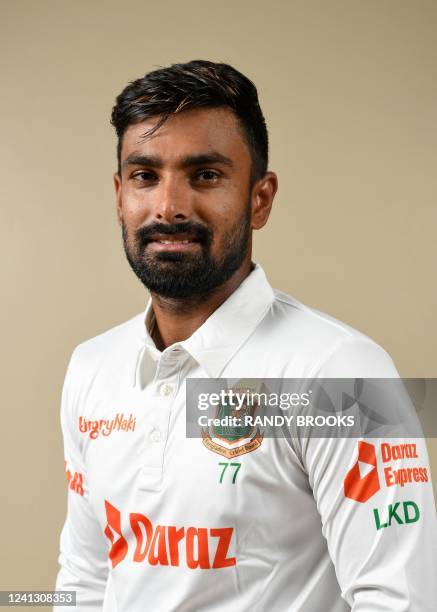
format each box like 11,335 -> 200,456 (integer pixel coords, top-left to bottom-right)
1,0 -> 436,602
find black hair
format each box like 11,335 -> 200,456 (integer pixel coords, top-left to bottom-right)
110,59 -> 269,185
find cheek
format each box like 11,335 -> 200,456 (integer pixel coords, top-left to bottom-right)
206,209 -> 248,252
119,189 -> 148,224
200,186 -> 249,226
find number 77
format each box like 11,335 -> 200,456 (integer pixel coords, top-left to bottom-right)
218,462 -> 241,484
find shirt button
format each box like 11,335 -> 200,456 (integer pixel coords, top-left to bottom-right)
149,430 -> 162,443
159,383 -> 175,397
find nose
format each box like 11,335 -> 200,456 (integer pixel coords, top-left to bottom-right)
153,174 -> 193,223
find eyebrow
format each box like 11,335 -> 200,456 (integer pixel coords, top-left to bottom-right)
121,151 -> 234,170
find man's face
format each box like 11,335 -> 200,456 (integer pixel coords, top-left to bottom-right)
114,107 -> 272,299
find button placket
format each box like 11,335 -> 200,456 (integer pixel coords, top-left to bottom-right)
139,386 -> 175,471
137,352 -> 185,491
149,429 -> 162,443
158,382 -> 175,397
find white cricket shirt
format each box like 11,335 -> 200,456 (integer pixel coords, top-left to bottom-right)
54,263 -> 437,611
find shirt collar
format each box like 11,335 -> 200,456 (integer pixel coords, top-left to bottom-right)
135,262 -> 275,383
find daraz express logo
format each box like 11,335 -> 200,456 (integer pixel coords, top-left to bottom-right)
344,440 -> 429,503
103,501 -> 236,570
344,441 -> 380,502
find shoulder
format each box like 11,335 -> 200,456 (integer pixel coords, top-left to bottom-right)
263,289 -> 398,377
66,311 -> 145,382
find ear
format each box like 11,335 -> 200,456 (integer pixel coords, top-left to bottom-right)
251,171 -> 278,230
113,172 -> 123,226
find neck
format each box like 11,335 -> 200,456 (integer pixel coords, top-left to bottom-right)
149,260 -> 254,351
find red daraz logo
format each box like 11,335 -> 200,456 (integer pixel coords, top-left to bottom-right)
103,501 -> 236,570
344,441 -> 381,503
104,501 -> 129,567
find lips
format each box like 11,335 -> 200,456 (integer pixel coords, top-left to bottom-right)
155,239 -> 192,244
145,232 -> 201,252
136,223 -> 211,253
149,233 -> 199,245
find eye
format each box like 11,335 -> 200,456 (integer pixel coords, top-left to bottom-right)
131,170 -> 157,183
194,169 -> 221,182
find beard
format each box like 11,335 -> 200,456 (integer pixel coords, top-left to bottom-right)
121,204 -> 252,300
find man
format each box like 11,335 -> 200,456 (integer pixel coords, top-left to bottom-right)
55,60 -> 437,611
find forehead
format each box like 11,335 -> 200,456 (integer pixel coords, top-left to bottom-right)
120,107 -> 251,167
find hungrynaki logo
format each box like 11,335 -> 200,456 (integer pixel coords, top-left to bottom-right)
344,441 -> 429,503
103,501 -> 236,570
78,413 -> 136,439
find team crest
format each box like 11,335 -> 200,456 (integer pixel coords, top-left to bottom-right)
202,386 -> 264,458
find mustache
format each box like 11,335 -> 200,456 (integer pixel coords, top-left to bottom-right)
135,221 -> 212,245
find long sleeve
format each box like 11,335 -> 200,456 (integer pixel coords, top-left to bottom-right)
301,338 -> 437,611
54,352 -> 110,611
